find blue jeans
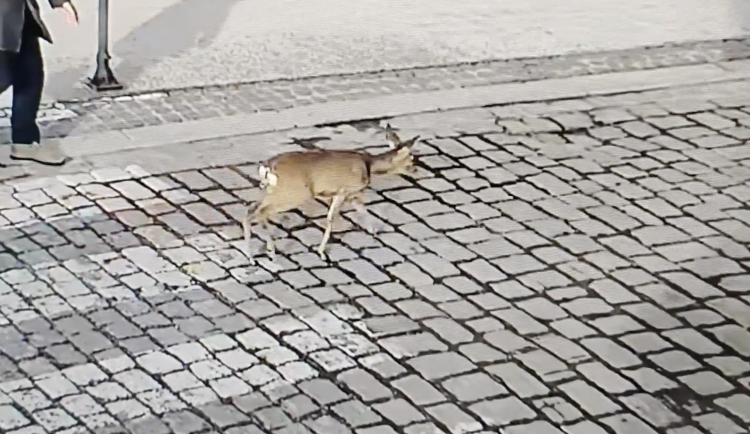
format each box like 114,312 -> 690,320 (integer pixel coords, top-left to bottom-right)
0,17 -> 44,145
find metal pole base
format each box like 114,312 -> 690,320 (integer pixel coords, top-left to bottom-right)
86,62 -> 123,92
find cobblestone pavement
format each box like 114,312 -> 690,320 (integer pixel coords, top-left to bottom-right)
1,80 -> 750,434
1,37 -> 750,144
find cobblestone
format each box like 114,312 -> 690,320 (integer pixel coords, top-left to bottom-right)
1,38 -> 750,148
0,75 -> 750,434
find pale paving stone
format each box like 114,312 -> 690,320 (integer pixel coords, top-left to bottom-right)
136,352 -> 183,375
3,77 -> 750,434
0,405 -> 30,430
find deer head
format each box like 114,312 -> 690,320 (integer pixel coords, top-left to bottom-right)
373,123 -> 420,176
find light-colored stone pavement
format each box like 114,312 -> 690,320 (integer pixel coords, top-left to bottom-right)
0,79 -> 750,434
11,37 -> 750,144
6,0 -> 748,106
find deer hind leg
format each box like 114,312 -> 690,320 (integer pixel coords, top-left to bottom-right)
318,194 -> 347,261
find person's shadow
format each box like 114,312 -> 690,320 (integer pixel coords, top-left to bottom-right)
12,0 -> 241,143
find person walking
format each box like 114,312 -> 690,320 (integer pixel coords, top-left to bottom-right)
0,0 -> 78,166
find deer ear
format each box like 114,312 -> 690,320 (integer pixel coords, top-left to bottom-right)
394,135 -> 420,151
258,165 -> 268,178
386,134 -> 399,149
385,124 -> 402,148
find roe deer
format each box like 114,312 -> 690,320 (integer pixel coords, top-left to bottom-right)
244,125 -> 420,261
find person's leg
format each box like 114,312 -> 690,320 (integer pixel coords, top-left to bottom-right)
10,23 -> 44,146
9,18 -> 65,165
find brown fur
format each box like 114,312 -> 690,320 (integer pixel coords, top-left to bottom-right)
245,125 -> 419,260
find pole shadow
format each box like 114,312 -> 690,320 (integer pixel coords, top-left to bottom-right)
5,0 -> 241,144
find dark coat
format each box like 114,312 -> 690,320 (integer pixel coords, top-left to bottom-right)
0,0 -> 69,52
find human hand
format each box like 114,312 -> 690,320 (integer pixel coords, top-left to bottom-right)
60,1 -> 79,26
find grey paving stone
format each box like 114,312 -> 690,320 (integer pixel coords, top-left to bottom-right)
693,412 -> 747,434
679,371 -> 734,396
298,379 -> 348,406
558,380 -> 620,417
4,58 -> 750,434
337,369 -> 392,402
469,396 -> 537,426
441,372 -> 507,403
0,405 -> 30,430
600,413 -> 659,434
372,398 -> 425,426
426,403 -> 481,432
332,400 -> 383,428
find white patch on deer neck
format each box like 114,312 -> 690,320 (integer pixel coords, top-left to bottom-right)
387,140 -> 397,149
258,165 -> 278,185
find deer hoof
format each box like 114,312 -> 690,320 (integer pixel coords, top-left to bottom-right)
264,239 -> 277,259
265,246 -> 277,261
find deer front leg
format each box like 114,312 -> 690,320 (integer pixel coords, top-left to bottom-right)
318,194 -> 346,261
242,205 -> 255,259
263,226 -> 277,261
251,204 -> 278,260
350,194 -> 378,235
261,219 -> 277,261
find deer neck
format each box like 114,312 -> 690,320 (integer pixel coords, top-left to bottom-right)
367,149 -> 399,175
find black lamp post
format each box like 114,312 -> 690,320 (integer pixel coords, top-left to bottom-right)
86,0 -> 123,91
